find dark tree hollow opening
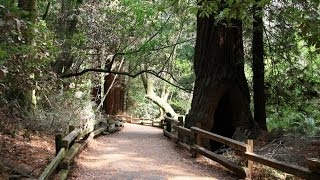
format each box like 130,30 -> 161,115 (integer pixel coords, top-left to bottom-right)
210,93 -> 235,151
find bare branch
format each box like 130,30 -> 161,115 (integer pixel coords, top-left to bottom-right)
60,69 -> 193,92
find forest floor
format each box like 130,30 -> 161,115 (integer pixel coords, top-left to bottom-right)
0,107 -> 319,179
0,107 -> 55,179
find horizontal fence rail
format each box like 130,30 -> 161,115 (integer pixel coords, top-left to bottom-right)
161,115 -> 320,180
38,148 -> 66,180
190,127 -> 247,152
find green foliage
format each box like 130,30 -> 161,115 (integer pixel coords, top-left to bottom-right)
267,107 -> 320,137
263,33 -> 320,134
1,0 -> 319,137
182,0 -> 272,26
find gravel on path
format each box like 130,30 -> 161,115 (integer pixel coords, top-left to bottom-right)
69,123 -> 236,180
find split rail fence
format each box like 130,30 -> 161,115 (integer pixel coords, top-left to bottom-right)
162,115 -> 320,180
38,119 -> 124,180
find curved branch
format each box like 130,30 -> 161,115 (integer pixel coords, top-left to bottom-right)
60,69 -> 193,92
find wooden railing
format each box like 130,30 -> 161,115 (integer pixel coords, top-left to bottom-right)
116,114 -> 163,127
38,119 -> 124,180
162,115 -> 320,180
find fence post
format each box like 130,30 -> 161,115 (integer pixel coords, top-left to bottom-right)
191,134 -> 197,158
246,139 -> 253,179
166,118 -> 172,132
55,132 -> 63,155
69,125 -> 76,148
69,125 -> 75,133
177,116 -> 184,143
191,123 -> 202,158
178,116 -> 183,126
195,123 -> 202,146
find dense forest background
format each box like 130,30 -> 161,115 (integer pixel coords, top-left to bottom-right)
0,0 -> 319,137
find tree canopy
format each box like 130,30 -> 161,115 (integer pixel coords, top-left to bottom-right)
0,0 -> 319,136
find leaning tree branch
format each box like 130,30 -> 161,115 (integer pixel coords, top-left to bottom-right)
60,69 -> 193,92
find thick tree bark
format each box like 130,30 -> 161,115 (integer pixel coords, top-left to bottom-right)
103,75 -> 125,115
252,4 -> 267,131
104,74 -> 116,114
185,7 -> 259,150
102,59 -> 125,115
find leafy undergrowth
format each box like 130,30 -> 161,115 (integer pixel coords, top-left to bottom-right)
0,107 -> 55,179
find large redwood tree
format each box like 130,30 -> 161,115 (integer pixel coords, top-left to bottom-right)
185,4 -> 259,150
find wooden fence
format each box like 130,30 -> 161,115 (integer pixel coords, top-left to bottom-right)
116,114 -> 161,126
162,115 -> 320,180
38,119 -> 124,180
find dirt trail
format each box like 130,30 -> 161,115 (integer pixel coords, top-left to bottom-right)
70,123 -> 236,180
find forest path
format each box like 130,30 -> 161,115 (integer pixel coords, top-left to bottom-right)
69,123 -> 236,180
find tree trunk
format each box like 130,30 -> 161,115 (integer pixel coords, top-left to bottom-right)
53,0 -> 81,75
252,4 -> 267,131
18,0 -> 36,43
104,74 -> 116,114
18,0 -> 37,109
101,58 -> 125,115
185,7 -> 259,150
